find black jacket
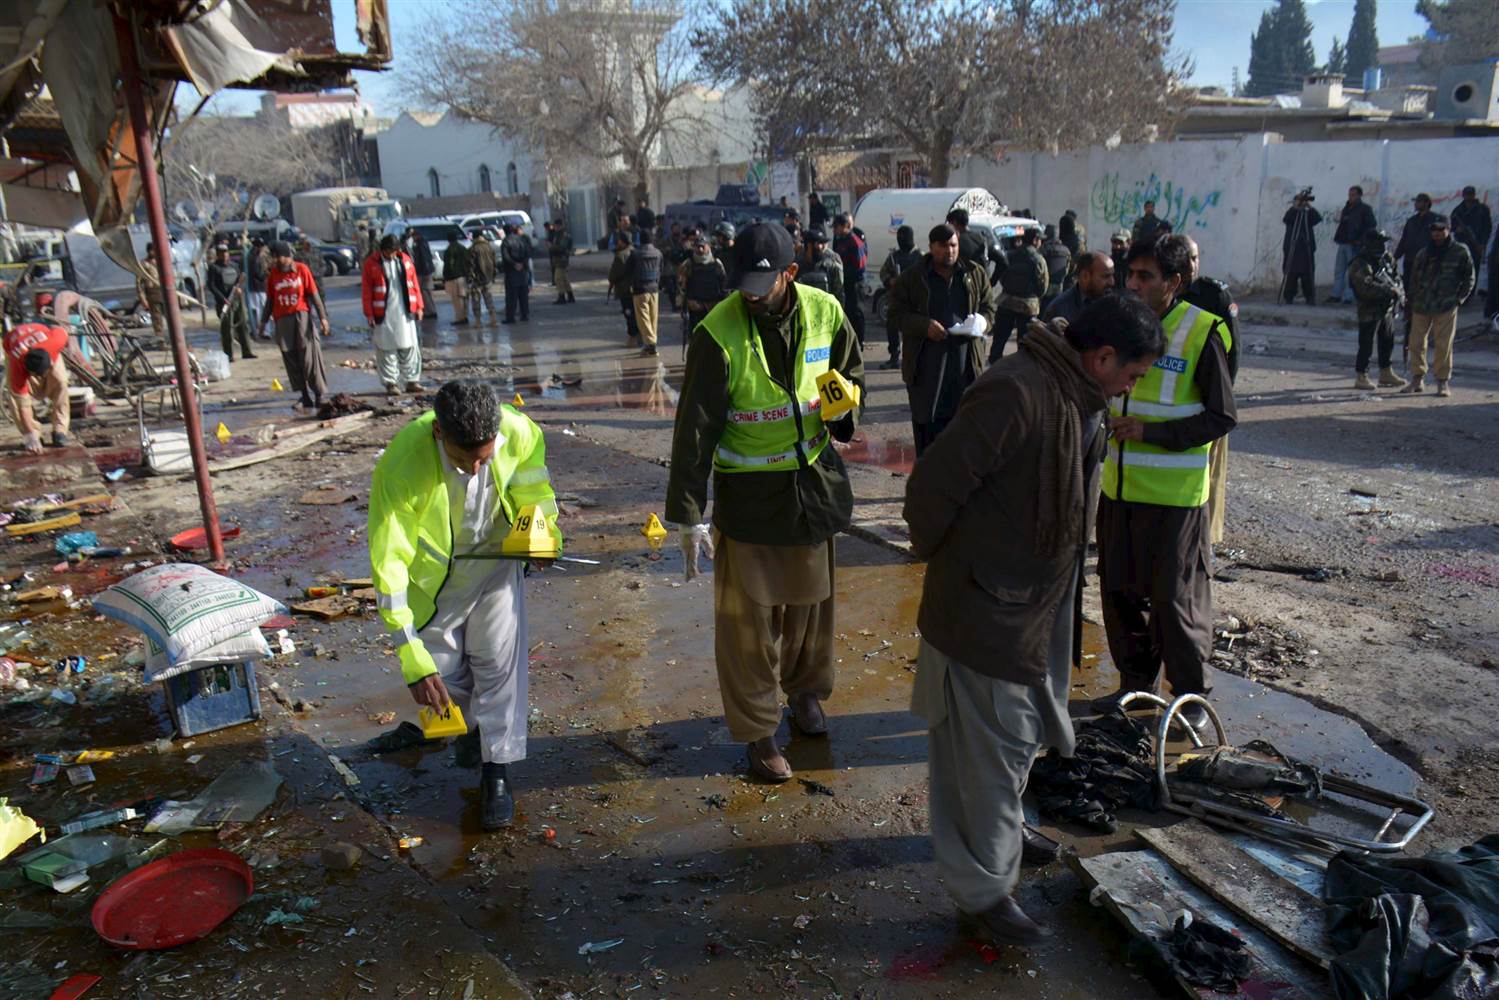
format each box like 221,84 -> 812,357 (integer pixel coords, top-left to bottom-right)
206,260 -> 241,310
1333,201 -> 1377,246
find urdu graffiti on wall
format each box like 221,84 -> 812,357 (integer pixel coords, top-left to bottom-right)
1091,172 -> 1223,231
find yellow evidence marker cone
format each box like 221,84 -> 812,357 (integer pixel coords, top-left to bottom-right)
815,370 -> 860,421
214,422 -> 232,444
501,504 -> 560,559
418,701 -> 467,739
641,513 -> 669,552
512,392 -> 525,407
271,378 -> 285,391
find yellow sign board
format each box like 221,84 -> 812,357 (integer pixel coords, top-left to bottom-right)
815,370 -> 860,421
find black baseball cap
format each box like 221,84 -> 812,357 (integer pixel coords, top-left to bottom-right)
731,223 -> 795,297
805,228 -> 829,245
1429,213 -> 1450,229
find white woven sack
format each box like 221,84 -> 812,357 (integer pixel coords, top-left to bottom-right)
93,563 -> 285,667
143,628 -> 272,683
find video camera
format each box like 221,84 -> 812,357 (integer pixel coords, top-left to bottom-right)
1294,187 -> 1315,203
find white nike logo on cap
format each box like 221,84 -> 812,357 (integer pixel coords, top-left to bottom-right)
755,258 -> 771,268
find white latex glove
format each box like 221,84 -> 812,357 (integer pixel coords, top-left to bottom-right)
948,313 -> 990,338
21,430 -> 42,455
676,523 -> 714,581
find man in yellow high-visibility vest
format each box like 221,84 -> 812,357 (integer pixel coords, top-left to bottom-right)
666,223 -> 864,783
1094,235 -> 1237,733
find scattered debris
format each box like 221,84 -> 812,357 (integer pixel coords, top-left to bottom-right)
578,937 -> 625,955
798,778 -> 836,797
1212,616 -> 1316,680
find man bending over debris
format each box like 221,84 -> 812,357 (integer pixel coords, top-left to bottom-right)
904,294 -> 1163,946
369,380 -> 560,830
4,320 -> 71,453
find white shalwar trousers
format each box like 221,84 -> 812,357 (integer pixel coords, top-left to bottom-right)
418,558 -> 529,764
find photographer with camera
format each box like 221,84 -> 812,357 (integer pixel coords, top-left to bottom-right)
1281,188 -> 1323,305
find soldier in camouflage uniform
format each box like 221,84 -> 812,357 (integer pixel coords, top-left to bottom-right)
1402,214 -> 1474,398
1347,230 -> 1406,391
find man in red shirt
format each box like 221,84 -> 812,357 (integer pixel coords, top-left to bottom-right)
4,322 -> 71,453
257,240 -> 330,413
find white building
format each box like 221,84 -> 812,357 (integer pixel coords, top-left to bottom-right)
377,111 -> 541,205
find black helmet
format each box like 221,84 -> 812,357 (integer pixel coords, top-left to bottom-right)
712,221 -> 735,241
1360,229 -> 1391,252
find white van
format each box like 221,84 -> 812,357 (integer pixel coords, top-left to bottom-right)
853,187 -> 1039,304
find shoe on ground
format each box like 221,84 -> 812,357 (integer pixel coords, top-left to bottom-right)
962,896 -> 1051,947
748,737 -> 792,783
51,430 -> 70,448
453,318 -> 469,326
242,352 -> 257,360
1437,380 -> 1451,398
1353,371 -> 1376,390
1378,367 -> 1407,388
384,383 -> 401,397
501,318 -> 516,325
554,297 -> 567,305
880,357 -> 901,370
1089,687 -> 1154,715
788,692 -> 828,737
1021,824 -> 1061,866
1399,376 -> 1424,394
454,728 -> 482,768
480,762 -> 514,830
405,381 -> 426,394
1173,703 -> 1212,736
640,345 -> 659,357
567,293 -> 576,303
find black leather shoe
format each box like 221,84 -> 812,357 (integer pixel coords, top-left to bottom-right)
454,729 -> 481,768
480,762 -> 514,830
879,357 -> 901,370
1021,824 -> 1061,866
964,896 -> 1050,947
788,692 -> 828,737
1090,686 -> 1157,715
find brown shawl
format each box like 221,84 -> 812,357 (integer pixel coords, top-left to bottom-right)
1020,319 -> 1107,555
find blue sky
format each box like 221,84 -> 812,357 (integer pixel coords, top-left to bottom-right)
210,0 -> 1433,116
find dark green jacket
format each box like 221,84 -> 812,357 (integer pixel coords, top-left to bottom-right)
441,241 -> 471,282
1348,252 -> 1403,323
1410,241 -> 1475,315
665,287 -> 864,545
889,253 -> 995,389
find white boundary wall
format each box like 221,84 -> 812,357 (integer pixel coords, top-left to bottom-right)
951,134 -> 1499,291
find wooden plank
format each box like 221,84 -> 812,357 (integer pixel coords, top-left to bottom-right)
5,511 -> 82,536
208,412 -> 373,474
1137,822 -> 1333,969
1070,850 -> 1324,1000
291,594 -> 363,620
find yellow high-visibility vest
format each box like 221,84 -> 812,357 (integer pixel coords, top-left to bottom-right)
698,286 -> 847,473
1102,300 -> 1231,508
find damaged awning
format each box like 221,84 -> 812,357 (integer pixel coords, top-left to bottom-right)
0,0 -> 392,254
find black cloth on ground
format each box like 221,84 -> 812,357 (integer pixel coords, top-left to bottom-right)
1027,712 -> 1159,832
1324,834 -> 1499,1000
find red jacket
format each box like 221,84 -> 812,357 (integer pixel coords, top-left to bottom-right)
4,322 -> 68,394
361,252 -> 423,325
267,262 -> 321,320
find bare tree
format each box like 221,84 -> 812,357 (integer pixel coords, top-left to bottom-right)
696,0 -> 1188,184
399,0 -> 703,205
163,112 -> 339,221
